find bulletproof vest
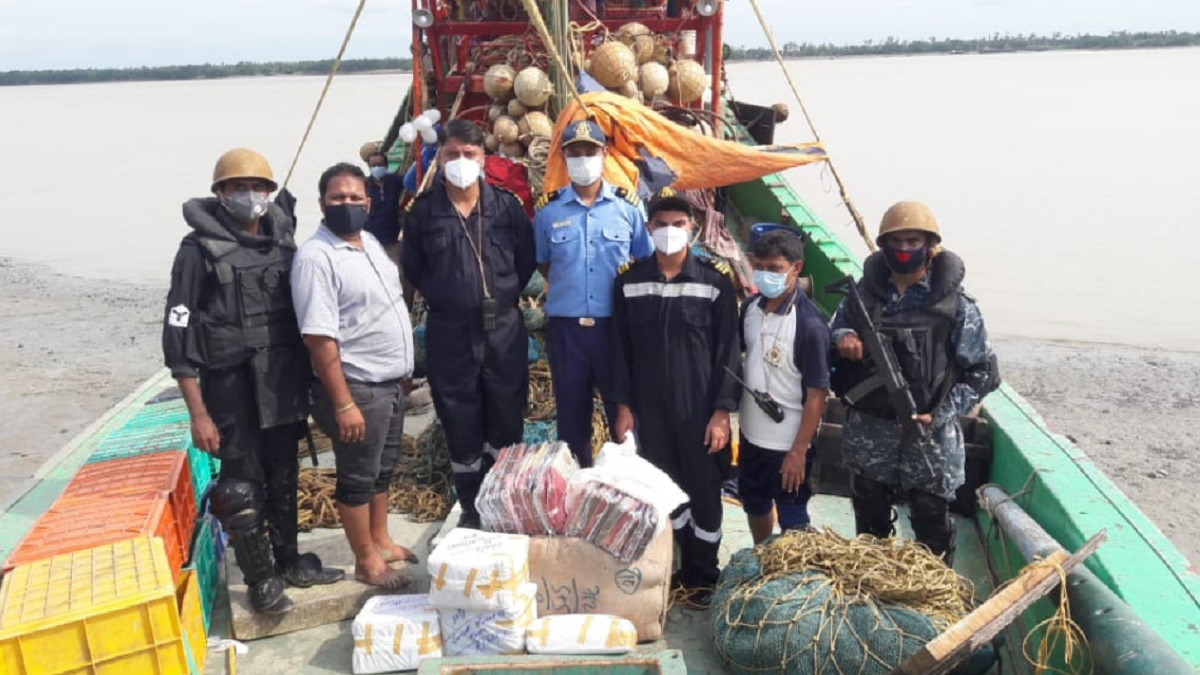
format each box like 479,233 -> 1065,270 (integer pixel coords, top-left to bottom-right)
191,232 -> 301,371
841,250 -> 965,417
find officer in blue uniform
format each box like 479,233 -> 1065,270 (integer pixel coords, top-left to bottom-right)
534,120 -> 653,467
365,151 -> 405,246
402,120 -> 537,529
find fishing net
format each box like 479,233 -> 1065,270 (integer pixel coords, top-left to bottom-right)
296,431 -> 454,530
711,528 -> 975,675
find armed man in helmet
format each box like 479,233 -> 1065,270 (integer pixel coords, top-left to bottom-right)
163,149 -> 343,615
830,201 -> 998,564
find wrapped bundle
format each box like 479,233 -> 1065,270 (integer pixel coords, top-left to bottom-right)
351,595 -> 442,674
439,583 -> 538,657
562,438 -> 688,563
526,614 -> 637,655
427,529 -> 530,611
477,442 -> 579,535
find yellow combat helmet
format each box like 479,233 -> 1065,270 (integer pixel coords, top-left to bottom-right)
211,148 -> 278,193
876,201 -> 942,247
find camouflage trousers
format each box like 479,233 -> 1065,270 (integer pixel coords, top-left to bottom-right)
842,409 -> 966,501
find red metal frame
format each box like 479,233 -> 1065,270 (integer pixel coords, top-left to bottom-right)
409,0 -> 726,172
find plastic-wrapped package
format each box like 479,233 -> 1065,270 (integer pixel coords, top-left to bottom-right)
427,528 -> 530,610
438,583 -> 538,657
477,442 -> 579,535
563,438 -> 689,563
351,594 -> 443,674
525,614 -> 638,655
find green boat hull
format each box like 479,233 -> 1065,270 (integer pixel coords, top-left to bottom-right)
721,112 -> 1200,668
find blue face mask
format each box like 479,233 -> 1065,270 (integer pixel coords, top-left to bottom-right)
754,270 -> 791,299
369,166 -> 387,180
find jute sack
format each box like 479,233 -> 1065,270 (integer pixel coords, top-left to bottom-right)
527,529 -> 671,641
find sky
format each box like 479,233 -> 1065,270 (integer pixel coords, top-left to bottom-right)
1,0 -> 1198,71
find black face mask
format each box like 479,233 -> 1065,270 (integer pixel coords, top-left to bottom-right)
323,203 -> 369,235
883,244 -> 928,274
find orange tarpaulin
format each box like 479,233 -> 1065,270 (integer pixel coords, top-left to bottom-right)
543,92 -> 827,197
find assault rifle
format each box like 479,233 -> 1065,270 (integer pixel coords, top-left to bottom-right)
825,274 -> 928,441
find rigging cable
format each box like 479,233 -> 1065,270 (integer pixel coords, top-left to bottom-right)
745,0 -> 876,252
281,0 -> 370,190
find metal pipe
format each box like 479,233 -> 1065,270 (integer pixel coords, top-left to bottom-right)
978,485 -> 1193,675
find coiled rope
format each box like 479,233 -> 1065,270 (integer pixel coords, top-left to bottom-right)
745,0 -> 876,252
281,0 -> 369,190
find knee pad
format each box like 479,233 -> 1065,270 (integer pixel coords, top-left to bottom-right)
851,475 -> 895,538
209,479 -> 266,532
907,489 -> 955,562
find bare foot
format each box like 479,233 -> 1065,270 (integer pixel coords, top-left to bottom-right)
377,543 -> 419,565
355,563 -> 412,590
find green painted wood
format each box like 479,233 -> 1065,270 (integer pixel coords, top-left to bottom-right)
415,650 -> 687,675
0,370 -> 177,562
724,107 -> 1200,668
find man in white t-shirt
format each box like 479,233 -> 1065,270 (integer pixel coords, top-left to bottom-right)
738,231 -> 831,543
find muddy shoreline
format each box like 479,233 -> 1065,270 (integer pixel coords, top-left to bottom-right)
2,258 -> 1196,562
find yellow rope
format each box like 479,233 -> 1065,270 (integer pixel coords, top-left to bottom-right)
744,0 -> 876,252
519,0 -> 588,113
281,0 -> 370,190
1019,558 -> 1094,675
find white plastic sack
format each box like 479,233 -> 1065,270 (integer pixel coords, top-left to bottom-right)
438,583 -> 537,657
562,436 -> 690,561
427,528 -> 530,610
351,594 -> 443,674
525,614 -> 637,655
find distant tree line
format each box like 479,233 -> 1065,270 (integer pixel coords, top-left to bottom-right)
4,30 -> 1198,87
0,58 -> 413,87
726,30 -> 1200,61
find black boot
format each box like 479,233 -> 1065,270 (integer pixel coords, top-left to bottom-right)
226,524 -> 294,614
211,478 -> 293,614
851,474 -> 896,539
454,471 -> 485,529
909,489 -> 956,566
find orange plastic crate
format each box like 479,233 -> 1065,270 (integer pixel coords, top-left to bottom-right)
4,492 -> 192,580
57,451 -> 196,554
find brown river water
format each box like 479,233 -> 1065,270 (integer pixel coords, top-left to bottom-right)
1,47 -> 1197,349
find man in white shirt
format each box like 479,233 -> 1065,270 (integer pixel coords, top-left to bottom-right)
292,162 -> 417,589
738,231 -> 830,544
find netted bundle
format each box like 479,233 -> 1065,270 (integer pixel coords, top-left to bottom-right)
522,271 -> 546,297
589,41 -> 638,88
514,66 -> 554,108
484,64 -> 516,101
667,59 -> 707,104
639,62 -> 669,100
524,420 -> 557,446
523,306 -> 547,332
711,529 -> 974,675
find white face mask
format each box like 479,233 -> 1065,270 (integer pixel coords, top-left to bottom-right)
652,226 -> 690,256
444,157 -> 482,189
565,155 -> 605,187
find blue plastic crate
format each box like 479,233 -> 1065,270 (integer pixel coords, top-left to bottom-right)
123,399 -> 191,429
186,446 -> 213,509
87,423 -> 192,464
183,514 -> 224,633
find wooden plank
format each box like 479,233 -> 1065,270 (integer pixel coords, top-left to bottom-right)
893,530 -> 1107,675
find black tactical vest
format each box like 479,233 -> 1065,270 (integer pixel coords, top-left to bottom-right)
839,250 -> 965,417
185,204 -> 309,428
193,235 -> 300,369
